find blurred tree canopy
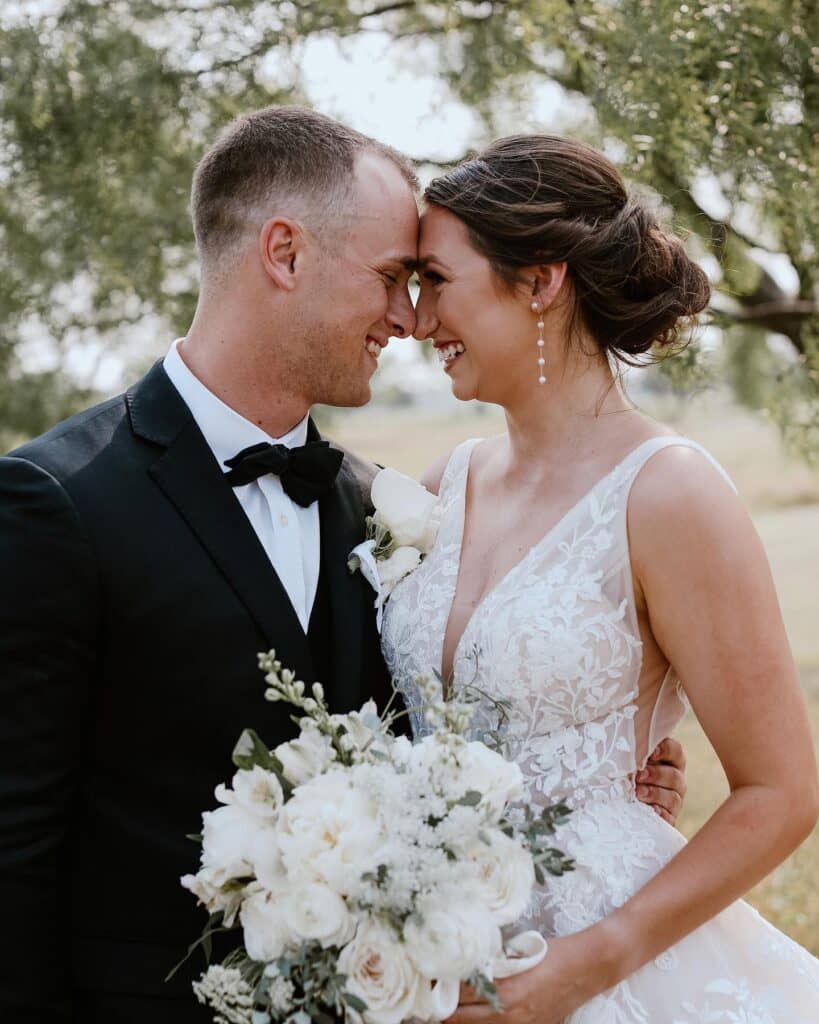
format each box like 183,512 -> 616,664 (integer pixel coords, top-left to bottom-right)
1,0 -> 816,451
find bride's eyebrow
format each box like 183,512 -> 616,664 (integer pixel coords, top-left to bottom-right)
417,255 -> 449,270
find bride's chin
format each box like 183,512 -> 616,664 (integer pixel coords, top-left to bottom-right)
449,375 -> 479,402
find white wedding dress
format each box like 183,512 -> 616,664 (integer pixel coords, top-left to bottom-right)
381,436 -> 819,1023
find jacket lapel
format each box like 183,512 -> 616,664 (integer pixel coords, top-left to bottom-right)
126,362 -> 315,684
310,420 -> 371,700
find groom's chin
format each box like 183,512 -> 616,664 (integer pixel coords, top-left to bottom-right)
320,381 -> 373,409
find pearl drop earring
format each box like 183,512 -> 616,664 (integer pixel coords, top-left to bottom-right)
531,301 -> 547,385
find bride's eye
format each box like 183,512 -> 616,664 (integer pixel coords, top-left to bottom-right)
382,272 -> 398,285
422,271 -> 445,285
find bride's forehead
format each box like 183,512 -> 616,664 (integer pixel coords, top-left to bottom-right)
419,206 -> 468,247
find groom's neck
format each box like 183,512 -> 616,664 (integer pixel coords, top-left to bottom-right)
178,330 -> 311,439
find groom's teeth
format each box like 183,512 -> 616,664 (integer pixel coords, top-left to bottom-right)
365,340 -> 381,358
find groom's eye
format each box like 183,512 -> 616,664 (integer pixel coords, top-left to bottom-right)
382,272 -> 398,285
422,271 -> 445,285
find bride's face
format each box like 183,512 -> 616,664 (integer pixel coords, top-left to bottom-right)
414,205 -> 538,405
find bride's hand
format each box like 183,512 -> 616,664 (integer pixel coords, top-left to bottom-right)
446,928 -> 619,1024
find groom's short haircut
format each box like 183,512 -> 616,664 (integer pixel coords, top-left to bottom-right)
192,106 -> 417,273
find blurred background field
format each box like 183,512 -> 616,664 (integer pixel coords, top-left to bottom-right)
328,390 -> 819,953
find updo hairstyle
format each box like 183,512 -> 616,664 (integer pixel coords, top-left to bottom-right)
424,135 -> 710,364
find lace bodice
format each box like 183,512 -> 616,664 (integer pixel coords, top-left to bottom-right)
381,436 -> 819,1022
383,435 -> 729,810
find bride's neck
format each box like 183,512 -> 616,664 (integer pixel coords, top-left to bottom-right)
502,355 -> 634,468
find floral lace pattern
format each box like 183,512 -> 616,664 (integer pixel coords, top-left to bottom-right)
382,436 -> 819,1022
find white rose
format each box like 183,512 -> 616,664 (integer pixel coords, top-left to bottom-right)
276,770 -> 385,895
467,832 -> 535,926
282,882 -> 355,948
376,546 -> 421,594
274,725 -> 336,786
240,883 -> 293,962
338,919 -> 426,1024
371,468 -> 440,551
404,898 -> 502,982
419,500 -> 443,555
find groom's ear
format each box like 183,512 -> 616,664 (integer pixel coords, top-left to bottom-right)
259,217 -> 305,292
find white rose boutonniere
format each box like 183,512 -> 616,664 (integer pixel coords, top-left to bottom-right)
348,468 -> 441,631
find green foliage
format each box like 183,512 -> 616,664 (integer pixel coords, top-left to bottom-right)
1,0 -> 816,451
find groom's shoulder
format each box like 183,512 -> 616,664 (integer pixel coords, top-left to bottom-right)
7,391 -> 129,480
328,438 -> 381,507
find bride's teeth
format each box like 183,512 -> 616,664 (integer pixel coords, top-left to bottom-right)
366,340 -> 381,357
437,342 -> 465,363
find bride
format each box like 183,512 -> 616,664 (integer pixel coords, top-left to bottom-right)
380,135 -> 819,1022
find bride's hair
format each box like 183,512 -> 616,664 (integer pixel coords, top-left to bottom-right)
424,135 -> 709,364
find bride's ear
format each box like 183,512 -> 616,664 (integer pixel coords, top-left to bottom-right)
529,262 -> 569,312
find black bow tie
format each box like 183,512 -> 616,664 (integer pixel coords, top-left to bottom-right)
223,440 -> 343,507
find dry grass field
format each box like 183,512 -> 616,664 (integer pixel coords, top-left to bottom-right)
329,392 -> 819,953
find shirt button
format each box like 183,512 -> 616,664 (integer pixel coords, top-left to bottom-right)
279,513 -> 289,527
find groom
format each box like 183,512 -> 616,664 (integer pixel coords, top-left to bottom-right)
0,106 -> 686,1023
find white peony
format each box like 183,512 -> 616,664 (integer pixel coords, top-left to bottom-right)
281,882 -> 356,948
376,546 -> 421,594
467,831 -> 535,926
276,769 -> 385,895
274,725 -> 336,787
404,896 -> 503,982
371,468 -> 440,552
239,883 -> 293,962
338,919 -> 427,1024
199,803 -> 274,886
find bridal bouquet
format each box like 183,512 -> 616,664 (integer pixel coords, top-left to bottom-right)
179,653 -> 572,1024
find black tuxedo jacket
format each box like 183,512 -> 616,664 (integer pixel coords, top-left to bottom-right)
0,362 -> 394,1022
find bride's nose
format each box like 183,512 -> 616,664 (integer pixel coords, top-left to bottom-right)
413,294 -> 439,342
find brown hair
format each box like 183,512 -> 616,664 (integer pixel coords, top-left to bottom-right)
192,105 -> 418,269
424,135 -> 709,363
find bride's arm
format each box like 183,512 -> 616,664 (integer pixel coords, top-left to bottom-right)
602,446 -> 818,958
448,445 -> 818,1024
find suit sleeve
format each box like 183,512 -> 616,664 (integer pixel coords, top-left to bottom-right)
0,456 -> 99,1019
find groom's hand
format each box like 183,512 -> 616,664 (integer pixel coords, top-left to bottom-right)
635,738 -> 687,826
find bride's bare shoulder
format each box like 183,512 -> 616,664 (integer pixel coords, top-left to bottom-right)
628,442 -> 754,580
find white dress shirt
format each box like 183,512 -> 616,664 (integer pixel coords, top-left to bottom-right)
163,338 -> 320,632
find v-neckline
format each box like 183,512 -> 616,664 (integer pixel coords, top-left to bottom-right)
438,435 -> 668,684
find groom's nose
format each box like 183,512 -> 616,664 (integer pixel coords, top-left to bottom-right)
387,288 -> 416,340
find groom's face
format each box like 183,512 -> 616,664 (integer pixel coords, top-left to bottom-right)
302,152 -> 419,407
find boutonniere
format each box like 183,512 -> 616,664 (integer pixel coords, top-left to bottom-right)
348,468 -> 441,631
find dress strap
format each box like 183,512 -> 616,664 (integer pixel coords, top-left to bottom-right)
619,436 -> 737,495
438,437 -> 482,501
